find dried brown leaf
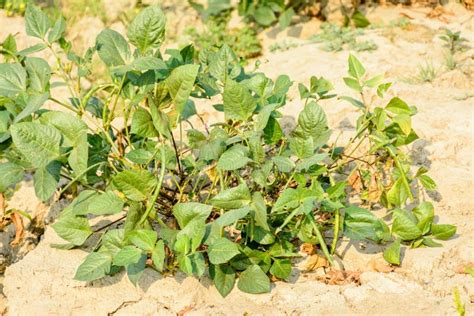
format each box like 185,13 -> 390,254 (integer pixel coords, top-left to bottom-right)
368,174 -> 382,202
316,269 -> 361,285
178,305 -> 194,316
304,254 -> 329,271
300,243 -> 315,255
348,170 -> 362,192
10,212 -> 25,246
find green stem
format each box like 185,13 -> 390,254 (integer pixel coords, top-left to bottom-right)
310,218 -> 334,266
139,146 -> 167,226
331,209 -> 340,255
49,97 -> 78,113
388,147 -> 414,200
58,162 -> 104,195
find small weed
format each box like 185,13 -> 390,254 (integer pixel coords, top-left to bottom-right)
0,0 -> 27,16
453,287 -> 466,316
417,62 -> 438,83
444,52 -> 457,71
439,28 -> 470,55
309,23 -> 377,52
269,40 -> 300,53
186,12 -> 262,60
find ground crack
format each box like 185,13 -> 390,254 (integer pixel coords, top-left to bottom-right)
107,299 -> 142,315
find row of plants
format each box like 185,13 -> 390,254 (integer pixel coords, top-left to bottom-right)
0,5 -> 457,296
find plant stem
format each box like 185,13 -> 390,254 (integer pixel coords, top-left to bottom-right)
331,209 -> 340,255
58,162 -> 104,196
310,218 -> 334,266
139,146 -> 167,226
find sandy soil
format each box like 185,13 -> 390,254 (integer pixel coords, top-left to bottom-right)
0,3 -> 473,315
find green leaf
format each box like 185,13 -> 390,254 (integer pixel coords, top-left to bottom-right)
254,6 -> 276,26
413,202 -> 434,235
25,6 -> 50,39
100,229 -> 126,256
127,254 -> 147,285
296,153 -> 327,172
96,29 -> 131,67
33,160 -> 61,201
223,79 -> 256,121
166,64 -> 199,114
296,101 -> 329,148
339,96 -> 365,110
255,104 -> 278,131
377,82 -> 392,97
178,252 -> 206,277
48,17 -> 66,43
269,259 -> 292,280
343,206 -> 391,243
52,215 -> 93,246
17,43 -> 48,57
151,240 -> 165,271
11,122 -> 61,168
39,111 -> 87,146
127,5 -> 166,53
215,207 -> 250,227
211,183 -> 251,209
128,229 -> 158,251
210,264 -> 235,297
279,8 -> 295,29
0,63 -> 27,97
418,174 -> 437,191
131,108 -> 157,138
125,149 -> 154,164
383,240 -> 401,265
393,114 -> 411,136
14,93 -> 49,123
73,191 -> 124,216
348,54 -> 366,79
25,57 -> 51,93
113,169 -> 157,202
351,10 -> 370,28
263,116 -> 283,145
150,106 -> 171,139
289,137 -> 313,159
237,264 -> 270,294
217,144 -> 251,171
343,77 -> 362,92
130,56 -> 167,72
74,252 -> 112,282
0,162 -> 24,193
386,97 -> 411,115
387,178 -> 409,208
251,192 -> 269,230
172,202 -> 212,228
252,226 -> 275,245
272,156 -> 295,173
392,209 -> 422,241
112,246 -> 142,266
208,237 -> 240,265
431,224 -> 456,240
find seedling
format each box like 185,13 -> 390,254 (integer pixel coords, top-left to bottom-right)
417,62 -> 438,83
309,23 -> 377,52
0,5 -> 456,297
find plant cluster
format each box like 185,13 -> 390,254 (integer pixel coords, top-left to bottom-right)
0,0 -> 28,16
439,28 -> 469,71
0,5 -> 457,297
185,10 -> 262,60
309,23 -> 377,52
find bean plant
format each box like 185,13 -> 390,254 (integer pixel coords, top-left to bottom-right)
0,5 -> 456,297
